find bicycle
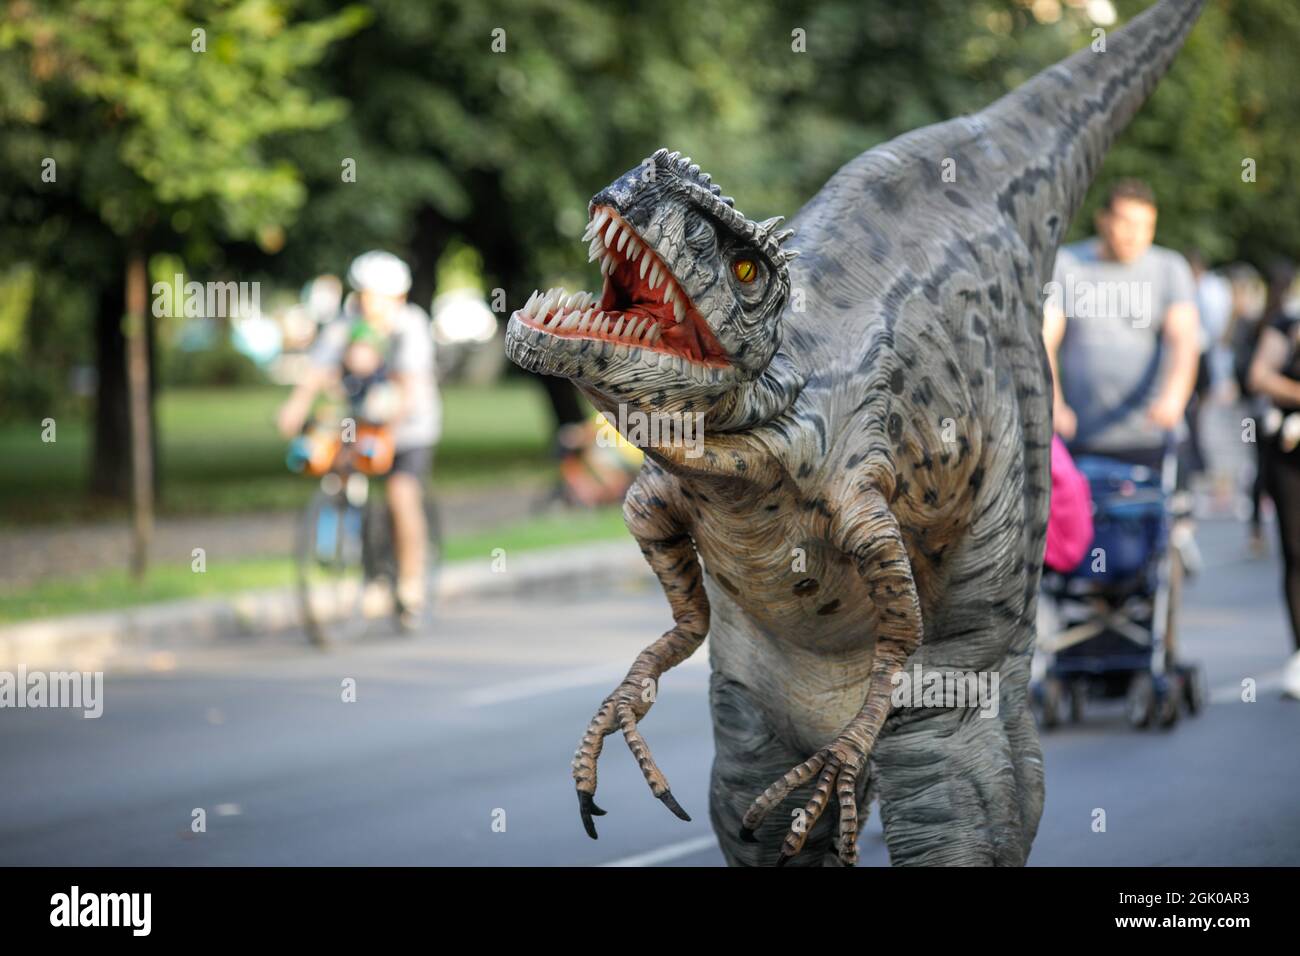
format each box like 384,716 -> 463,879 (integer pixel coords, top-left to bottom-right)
288,419 -> 443,647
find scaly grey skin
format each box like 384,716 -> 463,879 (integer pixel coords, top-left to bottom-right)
506,0 -> 1204,866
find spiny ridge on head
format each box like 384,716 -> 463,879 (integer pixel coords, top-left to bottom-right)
646,147 -> 800,266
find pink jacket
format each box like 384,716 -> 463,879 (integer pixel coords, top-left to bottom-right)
1044,435 -> 1094,573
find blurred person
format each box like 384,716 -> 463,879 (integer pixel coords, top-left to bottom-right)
1185,249 -> 1233,477
1043,179 -> 1200,474
278,251 -> 441,625
1246,259 -> 1300,696
1232,262 -> 1284,553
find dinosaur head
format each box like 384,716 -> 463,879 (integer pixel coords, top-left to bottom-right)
505,149 -> 798,418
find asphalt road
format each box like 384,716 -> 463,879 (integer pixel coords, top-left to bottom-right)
2,517 -> 1297,866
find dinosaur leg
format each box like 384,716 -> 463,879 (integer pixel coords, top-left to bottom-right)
868,637 -> 1043,865
708,671 -> 870,867
996,640 -> 1046,859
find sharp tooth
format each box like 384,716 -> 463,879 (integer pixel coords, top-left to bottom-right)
522,291 -> 538,317
612,316 -> 625,337
597,312 -> 608,334
562,311 -> 580,330
605,219 -> 619,245
578,308 -> 594,332
673,299 -> 685,324
631,316 -> 648,340
664,283 -> 675,303
650,264 -> 661,289
602,253 -> 615,275
646,323 -> 661,344
616,228 -> 630,253
588,238 -> 603,262
640,254 -> 651,280
628,239 -> 640,260
590,209 -> 609,235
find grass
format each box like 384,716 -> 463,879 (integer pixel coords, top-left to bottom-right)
0,505 -> 629,624
0,381 -> 558,525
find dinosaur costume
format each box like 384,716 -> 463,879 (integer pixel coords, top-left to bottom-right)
506,0 -> 1203,866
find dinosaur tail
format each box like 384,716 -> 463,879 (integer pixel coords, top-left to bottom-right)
976,0 -> 1205,276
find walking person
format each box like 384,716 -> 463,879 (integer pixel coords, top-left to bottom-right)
1043,179 -> 1201,471
1246,259 -> 1300,698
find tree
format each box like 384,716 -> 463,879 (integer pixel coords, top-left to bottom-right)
0,0 -> 365,570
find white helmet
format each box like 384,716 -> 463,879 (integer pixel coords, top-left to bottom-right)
347,250 -> 412,297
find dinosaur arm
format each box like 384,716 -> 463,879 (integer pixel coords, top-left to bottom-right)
570,468 -> 709,838
740,485 -> 923,865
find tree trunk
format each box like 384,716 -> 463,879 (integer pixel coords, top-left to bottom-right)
90,268 -> 130,501
125,251 -> 153,580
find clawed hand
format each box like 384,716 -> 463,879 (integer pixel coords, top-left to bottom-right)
572,677 -> 691,840
739,736 -> 868,866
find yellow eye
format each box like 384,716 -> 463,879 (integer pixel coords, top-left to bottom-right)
733,258 -> 757,283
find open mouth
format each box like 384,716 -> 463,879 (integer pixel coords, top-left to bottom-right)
512,205 -> 731,369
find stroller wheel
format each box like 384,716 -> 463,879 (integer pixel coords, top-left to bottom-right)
1181,664 -> 1207,715
1068,681 -> 1087,723
1126,673 -> 1155,729
1039,677 -> 1065,729
1157,676 -> 1182,729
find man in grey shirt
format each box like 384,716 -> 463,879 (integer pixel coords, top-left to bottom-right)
1043,179 -> 1200,467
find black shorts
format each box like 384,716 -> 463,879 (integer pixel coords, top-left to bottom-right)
391,445 -> 434,479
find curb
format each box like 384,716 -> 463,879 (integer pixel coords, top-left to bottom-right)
0,538 -> 648,670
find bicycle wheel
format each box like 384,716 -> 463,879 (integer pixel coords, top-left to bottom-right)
296,488 -> 377,646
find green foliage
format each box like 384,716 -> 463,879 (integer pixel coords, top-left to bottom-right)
159,335 -> 266,388
1075,0 -> 1300,265
0,0 -> 365,422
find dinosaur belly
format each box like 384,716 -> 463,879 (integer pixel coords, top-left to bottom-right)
694,531 -> 879,749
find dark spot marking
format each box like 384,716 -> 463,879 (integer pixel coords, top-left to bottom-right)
714,572 -> 740,595
793,578 -> 820,596
816,599 -> 842,616
888,413 -> 903,442
889,368 -> 905,394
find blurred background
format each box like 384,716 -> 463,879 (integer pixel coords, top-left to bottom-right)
1,0 -> 1297,599
0,0 -> 1297,866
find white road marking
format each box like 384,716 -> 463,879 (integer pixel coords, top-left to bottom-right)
461,642 -> 708,707
599,834 -> 719,867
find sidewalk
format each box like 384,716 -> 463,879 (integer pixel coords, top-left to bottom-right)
0,537 -> 651,671
0,477 -> 550,588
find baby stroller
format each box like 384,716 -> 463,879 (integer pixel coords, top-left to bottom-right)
1034,441 -> 1206,729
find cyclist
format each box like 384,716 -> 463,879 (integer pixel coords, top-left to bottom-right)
279,251 -> 441,627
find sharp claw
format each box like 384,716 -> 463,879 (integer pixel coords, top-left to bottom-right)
657,790 -> 691,822
577,791 -> 602,839
738,825 -> 758,844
